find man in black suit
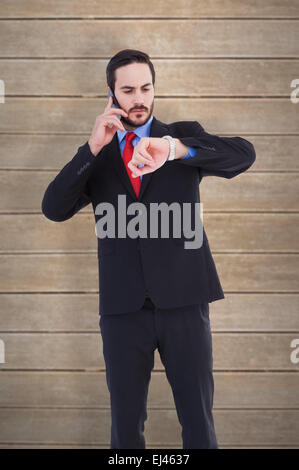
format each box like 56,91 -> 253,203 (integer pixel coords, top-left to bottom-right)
42,49 -> 256,449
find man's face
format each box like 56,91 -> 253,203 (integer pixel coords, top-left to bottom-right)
113,62 -> 155,130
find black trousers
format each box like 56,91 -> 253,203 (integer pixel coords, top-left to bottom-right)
99,297 -> 218,449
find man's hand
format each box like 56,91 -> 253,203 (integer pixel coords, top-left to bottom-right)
88,95 -> 128,156
128,137 -> 189,178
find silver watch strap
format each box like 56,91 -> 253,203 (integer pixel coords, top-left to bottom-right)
162,135 -> 175,161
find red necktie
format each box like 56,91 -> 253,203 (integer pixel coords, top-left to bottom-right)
122,132 -> 141,197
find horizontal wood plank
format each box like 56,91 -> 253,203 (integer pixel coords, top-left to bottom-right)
0,333 -> 298,370
1,172 -> 298,212
1,213 -> 298,253
0,20 -> 298,57
1,0 -> 299,19
0,371 -> 298,408
1,293 -> 299,332
1,253 -> 298,292
1,59 -> 298,97
0,134 -> 298,171
0,409 -> 298,446
0,98 -> 298,134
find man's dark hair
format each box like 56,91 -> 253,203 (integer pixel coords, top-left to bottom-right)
106,49 -> 155,93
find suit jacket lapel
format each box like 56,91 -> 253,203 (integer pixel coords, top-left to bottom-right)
110,115 -> 169,201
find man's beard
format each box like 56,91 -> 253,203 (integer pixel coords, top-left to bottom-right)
121,101 -> 154,128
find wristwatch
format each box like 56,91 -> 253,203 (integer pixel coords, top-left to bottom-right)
162,135 -> 176,161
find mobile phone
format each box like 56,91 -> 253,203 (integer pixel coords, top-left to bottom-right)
108,88 -> 122,121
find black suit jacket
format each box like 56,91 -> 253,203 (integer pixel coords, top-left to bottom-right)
41,116 -> 256,315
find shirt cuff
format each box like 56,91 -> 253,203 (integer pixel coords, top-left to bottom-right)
181,145 -> 198,159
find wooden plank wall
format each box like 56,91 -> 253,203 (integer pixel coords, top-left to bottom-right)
0,0 -> 299,448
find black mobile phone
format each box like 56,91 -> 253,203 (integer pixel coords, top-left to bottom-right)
107,88 -> 122,121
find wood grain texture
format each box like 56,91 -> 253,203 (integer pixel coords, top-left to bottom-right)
0,293 -> 298,332
1,0 -> 299,19
1,98 -> 298,134
1,134 -> 299,171
1,59 -> 298,97
1,213 -> 298,253
0,20 -> 298,57
0,253 -> 299,292
1,172 -> 298,212
0,371 -> 298,408
0,332 -> 298,370
0,409 -> 298,446
0,3 -> 298,449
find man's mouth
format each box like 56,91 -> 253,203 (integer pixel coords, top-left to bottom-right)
133,110 -> 145,113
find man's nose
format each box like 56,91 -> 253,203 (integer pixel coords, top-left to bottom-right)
133,93 -> 145,104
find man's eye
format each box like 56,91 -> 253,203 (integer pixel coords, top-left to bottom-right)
124,89 -> 150,94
